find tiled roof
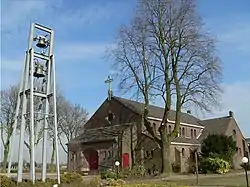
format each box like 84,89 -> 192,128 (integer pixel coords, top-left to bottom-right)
114,97 -> 202,126
198,116 -> 232,141
69,123 -> 131,144
141,133 -> 200,145
172,137 -> 200,144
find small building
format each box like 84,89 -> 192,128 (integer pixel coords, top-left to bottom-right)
199,111 -> 249,168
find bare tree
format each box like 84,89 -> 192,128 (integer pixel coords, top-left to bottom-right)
48,90 -> 68,171
57,103 -> 88,154
110,0 -> 222,175
0,85 -> 18,172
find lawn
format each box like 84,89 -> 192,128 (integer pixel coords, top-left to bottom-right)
163,173 -> 250,187
126,173 -> 249,187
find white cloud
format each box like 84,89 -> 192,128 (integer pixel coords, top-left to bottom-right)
218,22 -> 250,54
1,0 -> 48,33
55,43 -> 112,61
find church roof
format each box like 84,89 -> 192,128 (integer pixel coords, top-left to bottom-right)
113,97 -> 203,126
198,116 -> 232,141
68,123 -> 131,144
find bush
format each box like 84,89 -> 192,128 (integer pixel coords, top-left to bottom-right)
199,157 -> 230,174
60,172 -> 83,183
130,165 -> 146,178
172,162 -> 181,173
118,168 -> 131,178
100,169 -> 117,179
107,178 -> 126,186
89,176 -> 102,187
0,175 -> 15,187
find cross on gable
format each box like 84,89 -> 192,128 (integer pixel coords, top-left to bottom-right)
105,75 -> 113,100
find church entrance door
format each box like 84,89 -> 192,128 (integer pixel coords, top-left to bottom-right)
84,148 -> 98,170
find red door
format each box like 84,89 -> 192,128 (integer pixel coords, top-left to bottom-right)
122,153 -> 129,168
85,149 -> 98,170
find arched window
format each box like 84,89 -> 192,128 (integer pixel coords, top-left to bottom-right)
151,150 -> 154,157
104,151 -> 107,159
108,151 -> 111,159
182,127 -> 185,137
179,127 -> 181,136
153,123 -> 156,132
182,148 -> 185,157
169,125 -> 172,133
191,129 -> 193,138
233,129 -> 236,136
146,151 -> 149,157
194,129 -> 197,137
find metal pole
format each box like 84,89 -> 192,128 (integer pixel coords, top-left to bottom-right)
17,23 -> 34,183
245,167 -> 249,187
195,151 -> 199,185
51,46 -> 61,183
17,49 -> 31,183
41,26 -> 53,184
29,48 -> 36,184
7,52 -> 27,176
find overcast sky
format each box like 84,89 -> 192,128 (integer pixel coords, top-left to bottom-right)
1,0 -> 250,163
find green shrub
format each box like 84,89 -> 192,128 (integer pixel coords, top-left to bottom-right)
118,168 -> 132,178
130,165 -> 146,178
0,175 -> 15,187
107,178 -> 125,186
200,157 -> 230,174
60,172 -> 83,183
172,162 -> 181,173
89,176 -> 102,187
100,169 -> 117,179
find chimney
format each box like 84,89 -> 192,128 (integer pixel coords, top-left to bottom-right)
229,111 -> 234,118
187,110 -> 191,114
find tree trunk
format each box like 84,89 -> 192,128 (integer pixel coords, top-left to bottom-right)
50,138 -> 56,172
161,138 -> 171,175
2,144 -> 9,172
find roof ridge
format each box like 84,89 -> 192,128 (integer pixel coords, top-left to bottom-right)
201,115 -> 231,122
113,96 -> 197,118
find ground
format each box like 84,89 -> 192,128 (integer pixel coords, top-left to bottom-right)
126,172 -> 249,187
1,172 -> 249,187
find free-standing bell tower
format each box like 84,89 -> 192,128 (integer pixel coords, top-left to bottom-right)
7,23 -> 60,184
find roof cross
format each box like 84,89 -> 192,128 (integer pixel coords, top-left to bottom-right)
105,75 -> 113,100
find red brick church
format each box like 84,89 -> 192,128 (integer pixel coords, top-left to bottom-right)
67,92 -> 249,174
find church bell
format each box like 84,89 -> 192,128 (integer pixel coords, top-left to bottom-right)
36,36 -> 47,48
34,63 -> 45,78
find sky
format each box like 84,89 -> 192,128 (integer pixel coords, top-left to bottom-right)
1,0 -> 250,163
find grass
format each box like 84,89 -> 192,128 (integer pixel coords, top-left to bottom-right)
126,173 -> 250,187
165,173 -> 249,187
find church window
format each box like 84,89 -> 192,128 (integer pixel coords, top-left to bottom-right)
182,127 -> 185,137
108,112 -> 114,122
151,150 -> 154,157
108,151 -> 111,159
233,129 -> 236,137
153,123 -> 156,133
182,148 -> 185,157
194,129 -> 197,137
168,125 -> 172,133
191,129 -> 193,138
146,151 -> 149,157
104,151 -> 107,159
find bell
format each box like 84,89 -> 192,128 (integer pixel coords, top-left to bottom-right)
34,63 -> 45,78
36,37 -> 47,48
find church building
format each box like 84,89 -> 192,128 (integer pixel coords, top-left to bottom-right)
67,80 -> 249,174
